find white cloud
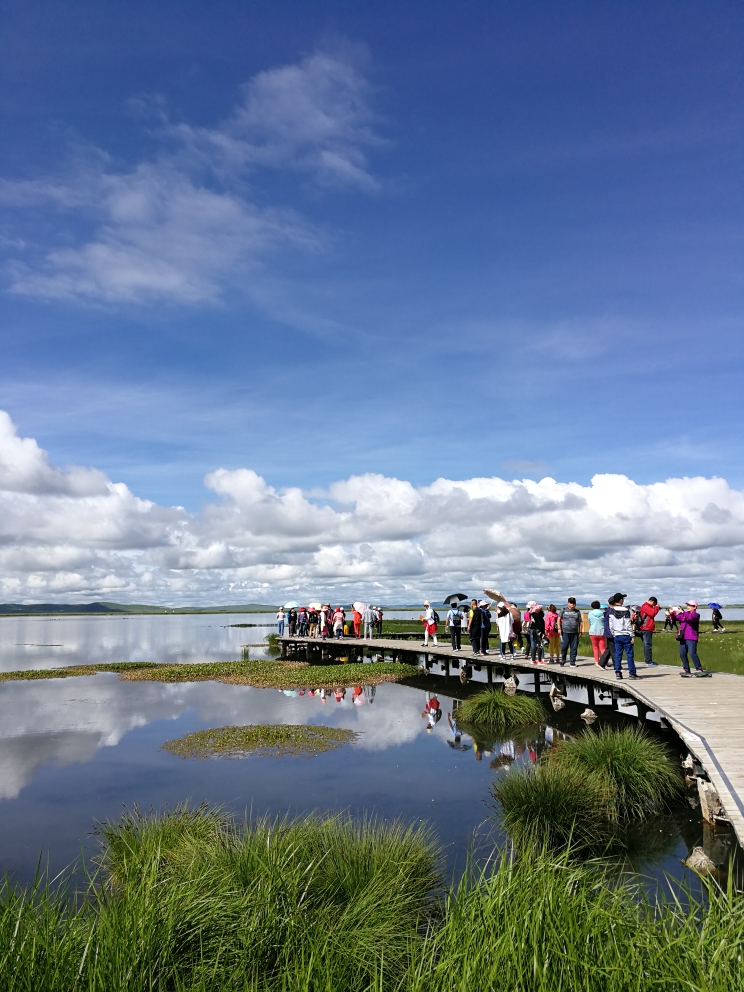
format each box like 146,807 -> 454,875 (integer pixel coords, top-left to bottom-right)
0,411 -> 743,605
1,50 -> 380,304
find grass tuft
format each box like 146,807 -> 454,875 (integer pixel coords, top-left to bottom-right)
456,689 -> 544,731
553,726 -> 682,820
492,762 -> 613,854
161,723 -> 359,759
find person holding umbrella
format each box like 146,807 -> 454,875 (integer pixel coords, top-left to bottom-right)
710,603 -> 725,632
444,594 -> 465,651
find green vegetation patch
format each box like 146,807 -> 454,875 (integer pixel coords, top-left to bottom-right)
3,804 -> 744,990
456,688 -> 545,731
120,659 -> 419,688
493,762 -> 614,854
162,723 -> 360,759
493,727 -> 682,854
0,661 -> 160,682
553,726 -> 681,820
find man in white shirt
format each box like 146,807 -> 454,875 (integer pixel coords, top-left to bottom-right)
275,608 -> 286,636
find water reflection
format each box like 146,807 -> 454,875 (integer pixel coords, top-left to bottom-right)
0,670 -> 710,891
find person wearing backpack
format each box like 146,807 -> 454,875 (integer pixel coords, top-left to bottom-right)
711,606 -> 725,632
467,598 -> 481,655
422,601 -> 439,646
607,594 -> 639,680
478,600 -> 491,655
446,602 -> 463,650
558,597 -> 582,667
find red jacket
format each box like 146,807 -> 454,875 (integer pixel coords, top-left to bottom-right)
639,602 -> 660,632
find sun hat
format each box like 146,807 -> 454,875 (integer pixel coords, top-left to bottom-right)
497,601 -> 506,608
685,599 -> 698,608
478,599 -> 489,607
424,600 -> 430,606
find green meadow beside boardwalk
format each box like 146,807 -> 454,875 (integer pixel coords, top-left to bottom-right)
1,804 -> 743,992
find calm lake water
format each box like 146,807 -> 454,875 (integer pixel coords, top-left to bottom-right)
0,613 -> 734,890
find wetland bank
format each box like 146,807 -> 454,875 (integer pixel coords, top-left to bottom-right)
0,612 -> 742,990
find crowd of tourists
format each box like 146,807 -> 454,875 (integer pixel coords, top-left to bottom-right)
428,594 -> 714,681
276,594 -> 718,683
275,604 -> 383,640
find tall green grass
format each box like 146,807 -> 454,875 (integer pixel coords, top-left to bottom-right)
0,805 -> 439,991
554,726 -> 681,820
456,689 -> 544,731
493,727 -> 682,854
492,762 -> 613,854
1,806 -> 743,991
409,850 -> 744,992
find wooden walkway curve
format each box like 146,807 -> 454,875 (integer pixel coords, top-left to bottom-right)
278,635 -> 744,847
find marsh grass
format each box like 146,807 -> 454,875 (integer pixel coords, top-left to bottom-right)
0,804 -> 440,991
0,661 -> 160,682
162,723 -> 359,759
456,689 -> 544,731
554,726 -> 682,820
492,762 -> 614,854
0,659 -> 418,689
3,808 -> 744,991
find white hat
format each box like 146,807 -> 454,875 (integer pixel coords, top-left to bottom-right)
497,601 -> 506,608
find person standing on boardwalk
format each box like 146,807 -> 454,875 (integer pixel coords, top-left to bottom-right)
467,598 -> 481,655
544,605 -> 560,663
639,596 -> 660,666
308,606 -> 318,638
559,597 -> 582,667
478,600 -> 492,655
352,607 -> 362,638
276,607 -> 286,636
608,594 -> 639,680
422,601 -> 439,646
671,601 -> 711,678
446,601 -> 463,651
529,604 -> 545,664
587,601 -> 606,665
376,607 -> 384,635
319,604 -> 330,640
362,604 -> 375,639
333,606 -> 345,639
496,602 -> 515,658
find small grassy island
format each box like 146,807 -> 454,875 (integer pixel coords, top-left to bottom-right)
162,723 -> 360,759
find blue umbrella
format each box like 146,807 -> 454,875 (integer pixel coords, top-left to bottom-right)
708,602 -> 722,610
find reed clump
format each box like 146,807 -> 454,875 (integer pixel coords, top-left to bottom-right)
493,762 -> 613,854
456,689 -> 544,732
162,723 -> 359,759
493,727 -> 682,854
553,726 -> 682,820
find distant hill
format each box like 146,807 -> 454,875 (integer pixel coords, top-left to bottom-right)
0,602 -> 280,616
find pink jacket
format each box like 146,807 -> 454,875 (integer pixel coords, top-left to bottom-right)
544,611 -> 559,636
672,610 -> 699,641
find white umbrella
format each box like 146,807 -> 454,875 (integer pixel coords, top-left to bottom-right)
283,601 -> 300,609
353,601 -> 367,614
308,601 -> 322,610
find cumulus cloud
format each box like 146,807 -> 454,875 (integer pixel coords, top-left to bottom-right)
1,50 -> 380,304
0,411 -> 743,605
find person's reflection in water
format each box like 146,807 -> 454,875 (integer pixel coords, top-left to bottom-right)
363,685 -> 376,704
421,692 -> 441,732
333,688 -> 346,703
352,686 -> 365,706
447,711 -> 470,751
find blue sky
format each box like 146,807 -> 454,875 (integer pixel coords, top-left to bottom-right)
0,1 -> 743,604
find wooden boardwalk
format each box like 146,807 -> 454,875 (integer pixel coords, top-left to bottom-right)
279,635 -> 744,847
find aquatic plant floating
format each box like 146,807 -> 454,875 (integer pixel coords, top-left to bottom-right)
162,723 -> 360,759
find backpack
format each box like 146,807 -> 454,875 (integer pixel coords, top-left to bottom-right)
432,610 -> 440,624
449,608 -> 462,625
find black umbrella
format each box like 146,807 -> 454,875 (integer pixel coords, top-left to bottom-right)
443,593 -> 468,605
